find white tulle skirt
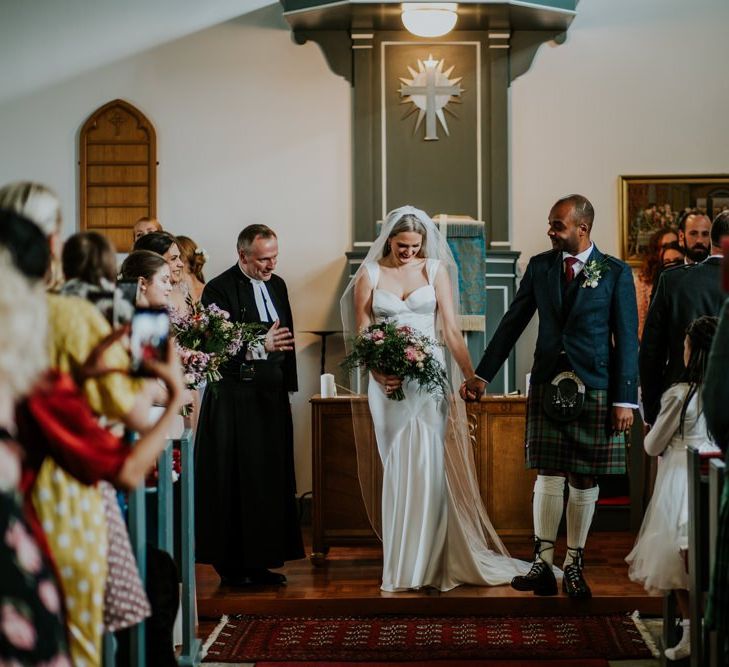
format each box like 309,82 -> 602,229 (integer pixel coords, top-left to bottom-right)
626,438 -> 719,594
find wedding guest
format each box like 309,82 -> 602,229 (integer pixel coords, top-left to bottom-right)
133,216 -> 162,242
640,212 -> 729,425
0,240 -> 71,666
120,250 -> 173,309
677,209 -> 711,264
627,316 -> 720,661
634,228 -> 678,339
463,194 -> 638,599
175,235 -> 206,304
133,231 -> 187,312
660,241 -> 685,268
0,208 -> 187,665
0,182 -> 162,666
0,181 -> 63,289
60,231 -> 130,323
195,224 -> 304,586
704,298 -> 729,653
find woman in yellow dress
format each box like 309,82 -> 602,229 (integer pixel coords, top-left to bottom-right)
0,181 -> 173,666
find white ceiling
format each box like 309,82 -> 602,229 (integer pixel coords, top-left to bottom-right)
0,0 -> 276,106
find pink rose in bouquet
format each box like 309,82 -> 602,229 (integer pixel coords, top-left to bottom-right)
342,320 -> 447,401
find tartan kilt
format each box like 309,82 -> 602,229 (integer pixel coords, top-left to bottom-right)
525,382 -> 626,475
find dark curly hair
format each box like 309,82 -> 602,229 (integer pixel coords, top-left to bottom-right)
639,227 -> 678,285
679,315 -> 719,435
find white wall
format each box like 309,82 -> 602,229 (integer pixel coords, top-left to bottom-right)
0,4 -> 351,494
509,0 -> 729,390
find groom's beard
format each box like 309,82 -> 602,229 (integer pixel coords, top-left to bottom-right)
684,243 -> 709,263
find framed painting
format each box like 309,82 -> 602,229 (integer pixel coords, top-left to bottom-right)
619,174 -> 729,267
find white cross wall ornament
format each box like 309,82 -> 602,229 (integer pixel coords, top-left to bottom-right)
399,55 -> 463,141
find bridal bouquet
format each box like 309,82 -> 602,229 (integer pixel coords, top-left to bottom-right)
342,321 -> 448,401
170,298 -> 265,389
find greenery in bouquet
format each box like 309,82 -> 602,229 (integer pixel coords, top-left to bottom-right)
171,297 -> 266,388
342,320 -> 448,401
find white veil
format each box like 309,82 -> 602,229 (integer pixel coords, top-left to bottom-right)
340,205 -> 524,585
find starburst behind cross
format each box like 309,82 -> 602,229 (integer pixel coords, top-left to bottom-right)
399,55 -> 463,141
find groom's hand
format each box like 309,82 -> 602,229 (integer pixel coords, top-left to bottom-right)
460,376 -> 487,402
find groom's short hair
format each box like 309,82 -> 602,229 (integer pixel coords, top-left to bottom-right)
237,224 -> 277,255
554,194 -> 594,231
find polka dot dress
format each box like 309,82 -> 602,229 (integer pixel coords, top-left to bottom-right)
33,458 -> 107,667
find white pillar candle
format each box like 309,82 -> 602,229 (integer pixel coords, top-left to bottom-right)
320,373 -> 337,398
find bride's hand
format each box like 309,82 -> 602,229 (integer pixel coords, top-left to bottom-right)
371,370 -> 402,395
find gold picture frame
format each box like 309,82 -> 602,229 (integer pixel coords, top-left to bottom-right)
619,174 -> 729,267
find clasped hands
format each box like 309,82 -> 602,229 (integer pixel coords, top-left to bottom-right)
459,376 -> 487,402
263,320 -> 295,353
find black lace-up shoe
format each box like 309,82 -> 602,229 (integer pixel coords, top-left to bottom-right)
510,536 -> 558,596
562,548 -> 591,598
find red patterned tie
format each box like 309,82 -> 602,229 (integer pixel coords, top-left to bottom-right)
564,256 -> 579,283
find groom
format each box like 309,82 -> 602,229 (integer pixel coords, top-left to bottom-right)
462,194 -> 638,598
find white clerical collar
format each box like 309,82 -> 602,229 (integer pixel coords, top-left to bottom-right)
562,242 -> 594,265
238,263 -> 278,322
239,263 -> 263,284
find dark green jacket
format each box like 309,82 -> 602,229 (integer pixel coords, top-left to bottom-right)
639,257 -> 725,424
704,297 -> 729,451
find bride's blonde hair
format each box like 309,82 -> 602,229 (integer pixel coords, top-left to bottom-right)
383,213 -> 428,258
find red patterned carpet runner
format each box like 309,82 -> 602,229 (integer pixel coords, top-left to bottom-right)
255,661 -> 609,667
202,614 -> 652,662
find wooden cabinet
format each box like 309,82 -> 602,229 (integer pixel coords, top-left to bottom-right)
310,394 -> 534,560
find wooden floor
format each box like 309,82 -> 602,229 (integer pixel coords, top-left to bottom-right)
197,531 -> 662,619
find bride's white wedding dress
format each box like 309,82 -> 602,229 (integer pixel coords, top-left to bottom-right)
366,259 -> 523,592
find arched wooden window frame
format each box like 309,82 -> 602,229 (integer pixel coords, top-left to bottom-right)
79,99 -> 157,252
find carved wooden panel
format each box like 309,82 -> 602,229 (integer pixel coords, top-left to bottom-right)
474,396 -> 536,535
79,100 -> 157,252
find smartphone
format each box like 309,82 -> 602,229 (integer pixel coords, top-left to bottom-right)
115,280 -> 139,327
129,307 -> 170,376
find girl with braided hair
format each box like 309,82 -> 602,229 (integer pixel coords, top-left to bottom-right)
626,315 -> 720,661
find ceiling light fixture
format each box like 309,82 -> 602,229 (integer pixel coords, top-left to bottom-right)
401,3 -> 458,38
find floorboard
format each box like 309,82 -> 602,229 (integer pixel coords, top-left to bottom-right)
196,531 -> 661,619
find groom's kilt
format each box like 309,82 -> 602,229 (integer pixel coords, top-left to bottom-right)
525,383 -> 626,475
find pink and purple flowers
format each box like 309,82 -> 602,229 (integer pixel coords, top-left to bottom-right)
342,321 -> 448,401
171,298 -> 265,389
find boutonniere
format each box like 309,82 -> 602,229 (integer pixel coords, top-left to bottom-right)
581,257 -> 611,288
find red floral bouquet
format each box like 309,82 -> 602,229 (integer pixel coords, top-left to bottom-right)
342,321 -> 448,401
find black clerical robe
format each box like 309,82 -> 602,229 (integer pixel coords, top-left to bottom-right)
194,264 -> 304,575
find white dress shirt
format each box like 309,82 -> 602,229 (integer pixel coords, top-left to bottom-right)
561,242 -> 594,277
239,264 -> 279,360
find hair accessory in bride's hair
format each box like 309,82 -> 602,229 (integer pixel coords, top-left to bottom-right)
194,247 -> 209,262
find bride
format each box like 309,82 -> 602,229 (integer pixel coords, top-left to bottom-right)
342,205 -> 527,592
